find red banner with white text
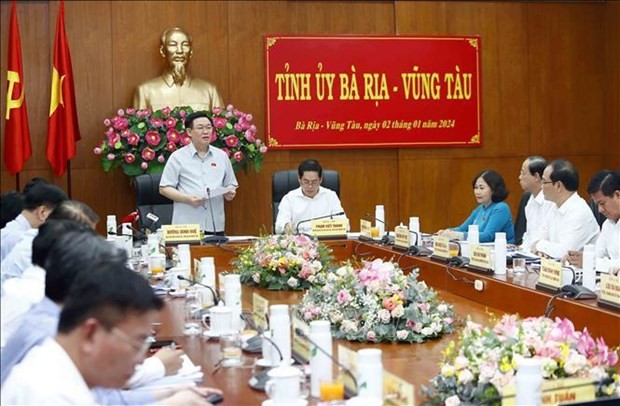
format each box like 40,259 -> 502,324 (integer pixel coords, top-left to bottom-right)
265,35 -> 482,149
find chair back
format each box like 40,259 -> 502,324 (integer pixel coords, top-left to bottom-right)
271,169 -> 340,231
134,173 -> 173,230
514,191 -> 531,246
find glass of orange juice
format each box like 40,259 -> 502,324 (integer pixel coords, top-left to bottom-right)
148,253 -> 166,276
449,242 -> 460,257
320,378 -> 345,401
370,227 -> 380,238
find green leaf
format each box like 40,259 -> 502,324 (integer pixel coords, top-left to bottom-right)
101,157 -> 114,172
121,162 -> 144,177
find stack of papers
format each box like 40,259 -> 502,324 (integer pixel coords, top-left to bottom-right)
508,251 -> 541,263
134,355 -> 203,389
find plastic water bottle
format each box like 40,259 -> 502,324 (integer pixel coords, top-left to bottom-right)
494,232 -> 507,275
269,304 -> 291,366
516,357 -> 543,405
582,244 -> 596,290
409,216 -> 420,246
199,257 -> 216,305
309,320 -> 332,398
375,205 -> 385,237
224,274 -> 242,332
467,224 -> 479,245
106,215 -> 117,238
357,348 -> 383,399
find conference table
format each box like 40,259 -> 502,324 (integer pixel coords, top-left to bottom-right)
155,239 -> 619,405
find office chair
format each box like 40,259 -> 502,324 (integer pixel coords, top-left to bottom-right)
514,191 -> 531,246
134,173 -> 173,230
271,169 -> 340,232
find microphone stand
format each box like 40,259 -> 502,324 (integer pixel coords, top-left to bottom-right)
364,213 -> 393,245
203,187 -> 229,245
177,275 -> 221,305
295,211 -> 345,235
407,230 -> 432,256
294,327 -> 358,395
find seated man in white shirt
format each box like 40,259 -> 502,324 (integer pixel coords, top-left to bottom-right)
531,159 -> 600,259
2,260 -> 216,405
0,181 -> 66,261
518,155 -> 556,250
275,159 -> 347,234
565,170 -> 620,270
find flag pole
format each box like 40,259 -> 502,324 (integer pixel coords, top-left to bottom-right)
66,160 -> 72,199
15,173 -> 21,191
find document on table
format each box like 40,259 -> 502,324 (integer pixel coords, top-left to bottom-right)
133,355 -> 203,389
205,185 -> 236,199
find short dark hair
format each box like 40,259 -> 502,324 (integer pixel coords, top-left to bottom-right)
22,177 -> 49,194
587,170 -> 620,197
548,159 -> 579,192
526,156 -> 547,178
47,200 -> 100,228
22,182 -> 67,211
472,169 -> 509,202
32,220 -> 91,268
184,111 -> 213,130
44,230 -> 127,303
1,191 -> 23,228
298,159 -> 323,178
58,262 -> 164,333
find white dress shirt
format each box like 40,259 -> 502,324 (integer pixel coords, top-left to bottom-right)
1,338 -> 97,405
1,229 -> 38,291
596,218 -> 620,268
521,190 -> 555,251
275,186 -> 347,234
0,214 -> 32,261
535,193 -> 600,259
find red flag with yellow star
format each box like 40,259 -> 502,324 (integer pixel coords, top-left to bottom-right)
47,1 -> 81,177
4,0 -> 32,175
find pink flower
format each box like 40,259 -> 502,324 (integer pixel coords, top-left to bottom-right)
149,117 -> 164,128
383,297 -> 396,311
226,104 -> 233,111
166,142 -> 177,152
180,135 -> 191,146
107,153 -> 115,160
126,107 -> 136,115
366,331 -> 377,341
210,132 -> 217,143
103,118 -> 111,126
141,162 -> 148,170
106,132 -> 120,147
212,107 -> 222,114
117,109 -> 125,117
233,123 -> 242,132
164,117 -> 177,129
120,129 -> 131,138
93,147 -> 102,155
244,130 -> 256,143
226,112 -> 233,118
127,133 -> 139,146
337,289 -> 350,305
111,117 -> 129,130
225,135 -> 239,148
213,117 -> 227,129
166,129 -> 181,143
161,107 -> 171,116
141,147 -> 155,161
233,151 -> 244,162
145,130 -> 161,146
178,109 -> 187,118
246,114 -> 253,121
124,153 -> 135,164
157,155 -> 165,163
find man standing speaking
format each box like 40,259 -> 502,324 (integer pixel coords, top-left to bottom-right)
133,27 -> 223,111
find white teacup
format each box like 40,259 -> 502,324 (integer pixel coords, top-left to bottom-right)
167,267 -> 187,291
265,366 -> 302,405
202,305 -> 233,336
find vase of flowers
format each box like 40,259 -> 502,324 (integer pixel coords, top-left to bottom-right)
422,314 -> 620,405
298,259 -> 457,343
93,104 -> 267,177
232,234 -> 333,290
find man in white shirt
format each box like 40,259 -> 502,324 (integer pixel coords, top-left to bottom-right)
0,181 -> 66,261
565,170 -> 620,270
518,156 -> 556,250
275,159 -> 347,234
532,159 -> 600,259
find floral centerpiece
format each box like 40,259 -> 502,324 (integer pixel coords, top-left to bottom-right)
93,104 -> 267,176
232,234 -> 333,290
298,259 -> 458,343
422,314 -> 620,405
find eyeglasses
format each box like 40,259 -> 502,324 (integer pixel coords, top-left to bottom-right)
111,327 -> 151,354
541,178 -> 555,185
193,125 -> 213,132
300,179 -> 320,187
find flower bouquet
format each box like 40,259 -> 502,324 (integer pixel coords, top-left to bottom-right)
232,234 -> 333,290
298,259 -> 457,343
94,104 -> 267,177
422,314 -> 620,405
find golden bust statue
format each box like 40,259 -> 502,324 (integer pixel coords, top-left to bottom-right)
133,27 -> 223,111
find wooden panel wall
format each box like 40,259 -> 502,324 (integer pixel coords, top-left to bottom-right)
1,1 -> 618,236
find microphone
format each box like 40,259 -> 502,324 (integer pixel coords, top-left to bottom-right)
294,327 -> 358,395
407,230 -> 432,256
145,212 -> 160,232
295,211 -> 345,235
203,187 -> 229,245
108,223 -> 147,242
176,275 -> 221,305
364,213 -> 393,245
239,313 -> 283,361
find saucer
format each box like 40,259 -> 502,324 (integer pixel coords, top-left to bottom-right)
262,399 -> 307,406
168,290 -> 186,298
202,330 -> 222,339
255,358 -> 272,367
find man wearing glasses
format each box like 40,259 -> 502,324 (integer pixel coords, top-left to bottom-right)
275,159 -> 347,234
160,111 -> 237,235
530,159 -> 600,259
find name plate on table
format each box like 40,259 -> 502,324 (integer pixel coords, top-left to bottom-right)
252,293 -> 269,331
536,258 -> 562,292
359,219 -> 372,240
393,225 -> 410,251
337,344 -> 358,396
292,314 -> 310,363
430,236 -> 450,262
162,224 -> 201,245
599,274 -> 620,311
467,245 -> 493,274
310,218 -> 347,239
384,370 -> 415,406
502,377 -> 595,406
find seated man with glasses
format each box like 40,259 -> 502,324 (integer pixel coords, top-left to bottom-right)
530,159 -> 600,258
275,159 -> 348,234
160,111 -> 238,235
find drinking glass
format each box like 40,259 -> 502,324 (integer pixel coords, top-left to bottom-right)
183,288 -> 202,336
